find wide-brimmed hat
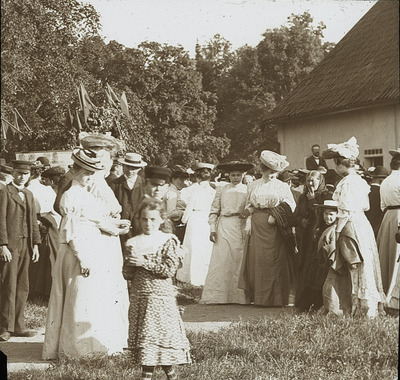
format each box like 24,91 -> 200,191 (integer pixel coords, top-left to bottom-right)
193,162 -> 215,171
323,136 -> 359,160
260,150 -> 289,172
314,200 -> 338,210
79,132 -> 123,152
145,166 -> 171,182
277,170 -> 294,183
71,148 -> 104,172
389,148 -> 400,157
11,160 -> 35,174
171,165 -> 189,178
367,166 -> 390,178
42,166 -> 66,179
217,161 -> 254,173
118,153 -> 147,168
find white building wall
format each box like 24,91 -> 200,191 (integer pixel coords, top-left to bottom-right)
277,104 -> 400,170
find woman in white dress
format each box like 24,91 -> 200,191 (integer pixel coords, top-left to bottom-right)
176,163 -> 215,286
43,148 -> 130,359
201,161 -> 254,304
322,137 -> 385,317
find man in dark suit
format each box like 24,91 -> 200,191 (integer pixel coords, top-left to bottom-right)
306,144 -> 328,171
109,153 -> 147,240
365,166 -> 389,236
0,161 -> 41,341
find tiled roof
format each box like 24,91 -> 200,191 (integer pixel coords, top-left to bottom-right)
265,0 -> 399,123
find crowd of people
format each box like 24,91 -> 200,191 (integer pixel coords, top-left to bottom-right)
0,133 -> 399,379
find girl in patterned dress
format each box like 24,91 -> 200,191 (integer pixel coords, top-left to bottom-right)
124,197 -> 191,380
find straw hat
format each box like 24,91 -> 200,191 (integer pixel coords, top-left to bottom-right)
71,149 -> 104,172
314,200 -> 338,210
193,162 -> 214,171
259,150 -> 289,172
118,153 -> 147,168
389,148 -> 400,157
11,160 -> 35,174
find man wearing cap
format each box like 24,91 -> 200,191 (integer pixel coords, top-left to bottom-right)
110,153 -> 147,238
0,161 -> 41,341
377,148 -> 400,313
0,164 -> 14,190
176,162 -> 216,286
306,144 -> 328,171
365,166 -> 390,236
164,165 -> 189,243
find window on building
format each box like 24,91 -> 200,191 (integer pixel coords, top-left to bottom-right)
364,148 -> 383,168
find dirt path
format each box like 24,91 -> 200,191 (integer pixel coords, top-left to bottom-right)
0,304 -> 296,372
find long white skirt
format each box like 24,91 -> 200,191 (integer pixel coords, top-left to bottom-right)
201,216 -> 249,304
176,211 -> 213,286
42,233 -> 129,359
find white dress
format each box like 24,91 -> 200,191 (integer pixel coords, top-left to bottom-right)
42,180 -> 129,359
176,181 -> 215,286
333,173 -> 385,317
201,183 -> 250,304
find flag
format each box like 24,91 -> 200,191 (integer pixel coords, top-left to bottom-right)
120,91 -> 130,119
73,110 -> 83,133
105,84 -> 119,109
65,107 -> 74,129
77,83 -> 95,124
106,83 -> 120,107
1,118 -> 13,140
14,109 -> 31,133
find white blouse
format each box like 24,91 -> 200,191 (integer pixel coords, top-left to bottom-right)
209,183 -> 247,232
380,170 -> 400,210
246,178 -> 296,213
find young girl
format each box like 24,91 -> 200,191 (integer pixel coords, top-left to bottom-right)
124,198 -> 191,380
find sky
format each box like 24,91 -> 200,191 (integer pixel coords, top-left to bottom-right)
85,0 -> 377,55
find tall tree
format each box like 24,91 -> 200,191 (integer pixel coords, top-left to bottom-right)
215,12 -> 333,160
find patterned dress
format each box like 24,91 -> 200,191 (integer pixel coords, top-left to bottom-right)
126,231 -> 191,366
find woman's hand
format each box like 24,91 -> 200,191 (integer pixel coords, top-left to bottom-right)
301,218 -> 310,229
239,209 -> 250,219
81,267 -> 90,277
348,263 -> 358,270
210,232 -> 217,243
125,254 -> 145,267
268,215 -> 276,225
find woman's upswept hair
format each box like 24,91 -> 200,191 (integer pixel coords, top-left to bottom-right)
334,156 -> 357,168
390,156 -> 400,170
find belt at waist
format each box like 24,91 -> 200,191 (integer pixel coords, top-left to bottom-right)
387,205 -> 400,210
220,213 -> 241,217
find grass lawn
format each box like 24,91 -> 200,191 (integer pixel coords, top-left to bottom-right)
10,291 -> 399,379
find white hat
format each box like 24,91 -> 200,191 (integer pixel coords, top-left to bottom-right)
388,148 -> 400,157
118,153 -> 147,168
260,150 -> 289,172
193,162 -> 215,171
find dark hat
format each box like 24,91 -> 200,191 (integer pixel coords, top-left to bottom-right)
171,165 -> 189,178
216,161 -> 254,173
36,156 -> 50,167
0,164 -> 13,175
368,166 -> 390,178
118,152 -> 147,168
11,160 -> 35,174
389,148 -> 400,157
42,166 -> 66,179
277,170 -> 293,183
71,148 -> 104,172
145,166 -> 171,181
154,154 -> 169,168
